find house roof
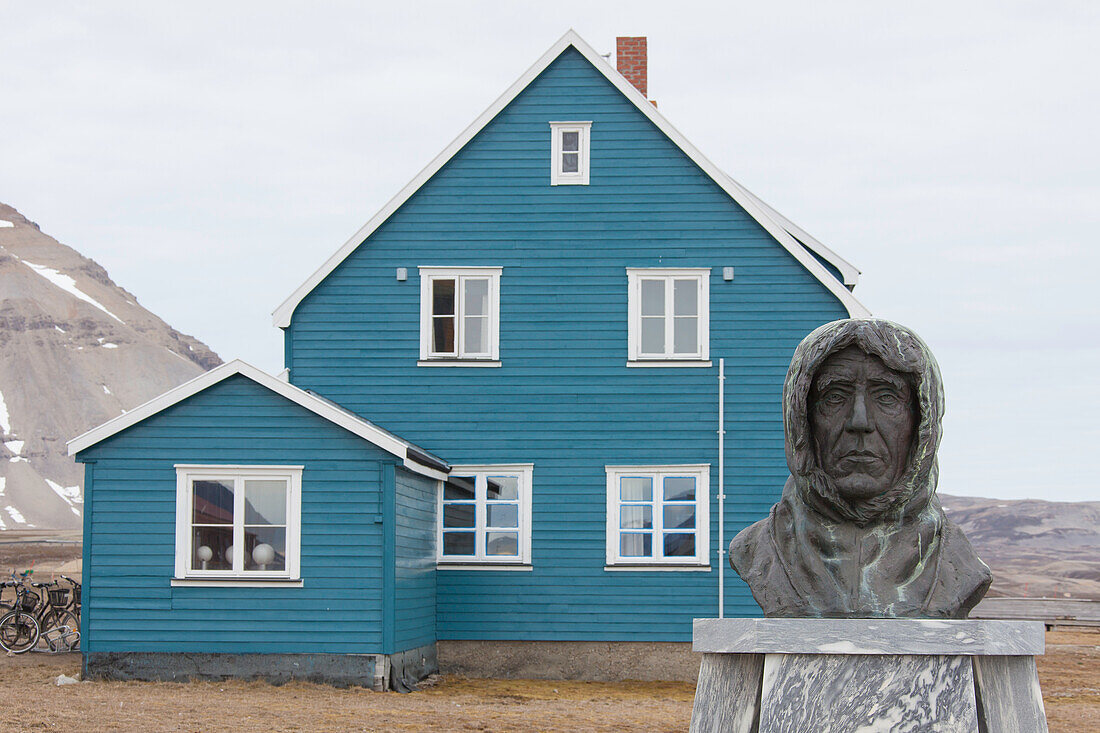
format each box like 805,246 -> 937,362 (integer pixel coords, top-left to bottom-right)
271,30 -> 869,329
67,359 -> 451,480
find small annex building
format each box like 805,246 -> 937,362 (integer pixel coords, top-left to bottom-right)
70,31 -> 869,688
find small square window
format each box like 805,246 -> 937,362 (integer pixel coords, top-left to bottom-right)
549,122 -> 591,185
605,465 -> 710,567
627,268 -> 710,363
419,267 -> 502,363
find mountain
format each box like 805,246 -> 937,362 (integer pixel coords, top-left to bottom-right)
940,494 -> 1100,600
0,203 -> 220,530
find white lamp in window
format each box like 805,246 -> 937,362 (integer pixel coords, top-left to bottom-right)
197,545 -> 212,570
252,543 -> 275,570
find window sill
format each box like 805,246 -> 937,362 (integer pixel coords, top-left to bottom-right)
604,564 -> 712,572
417,360 -> 501,368
436,563 -> 533,571
626,360 -> 712,368
171,577 -> 304,588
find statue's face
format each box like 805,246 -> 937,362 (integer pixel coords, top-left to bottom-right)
810,346 -> 916,501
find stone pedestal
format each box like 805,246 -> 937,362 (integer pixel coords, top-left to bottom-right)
689,618 -> 1047,733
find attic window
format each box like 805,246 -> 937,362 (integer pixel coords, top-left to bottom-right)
550,121 -> 591,185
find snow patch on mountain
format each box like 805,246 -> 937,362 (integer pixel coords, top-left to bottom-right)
4,440 -> 24,455
19,258 -> 125,323
0,220 -> 12,228
0,389 -> 10,434
5,506 -> 27,524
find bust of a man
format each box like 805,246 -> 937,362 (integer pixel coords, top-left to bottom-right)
729,318 -> 991,618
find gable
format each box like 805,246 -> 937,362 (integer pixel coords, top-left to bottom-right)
68,360 -> 448,479
73,374 -> 399,464
273,31 -> 868,328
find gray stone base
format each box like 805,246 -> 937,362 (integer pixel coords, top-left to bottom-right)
85,645 -> 439,692
689,619 -> 1048,733
438,640 -> 698,682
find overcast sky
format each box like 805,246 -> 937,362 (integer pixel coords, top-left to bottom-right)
1,2 -> 1097,502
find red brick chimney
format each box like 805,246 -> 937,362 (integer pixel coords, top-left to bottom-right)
616,37 -> 647,97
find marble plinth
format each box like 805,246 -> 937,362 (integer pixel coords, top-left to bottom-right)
689,618 -> 1048,733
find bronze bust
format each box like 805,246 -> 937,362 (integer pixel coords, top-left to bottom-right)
729,319 -> 991,618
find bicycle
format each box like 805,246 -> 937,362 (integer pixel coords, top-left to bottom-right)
0,576 -> 41,654
30,580 -> 79,653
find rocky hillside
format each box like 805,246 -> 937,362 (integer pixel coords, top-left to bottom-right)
941,494 -> 1100,599
0,203 -> 220,530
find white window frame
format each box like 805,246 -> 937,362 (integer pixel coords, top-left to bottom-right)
627,268 -> 711,363
549,121 -> 591,185
605,464 -> 710,568
418,266 -> 502,364
437,464 -> 533,567
174,464 -> 303,583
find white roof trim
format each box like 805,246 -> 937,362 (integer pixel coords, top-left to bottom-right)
719,174 -> 860,287
67,359 -> 448,479
271,29 -> 869,327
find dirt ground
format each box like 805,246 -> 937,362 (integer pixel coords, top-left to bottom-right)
0,631 -> 1093,732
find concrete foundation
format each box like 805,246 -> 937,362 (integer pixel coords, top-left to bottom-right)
437,640 -> 698,682
85,645 -> 439,692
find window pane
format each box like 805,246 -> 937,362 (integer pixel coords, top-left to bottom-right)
432,315 -> 455,353
620,533 -> 652,557
664,505 -> 696,530
192,526 -> 232,570
244,479 -> 287,525
443,504 -> 475,528
620,505 -> 652,529
432,278 -> 455,315
640,279 -> 665,316
673,279 -> 698,316
444,476 -> 475,500
664,477 -> 696,502
486,532 -> 519,556
641,317 -> 665,354
443,531 -> 476,555
487,504 -> 519,528
620,477 -> 653,502
193,479 -> 234,525
673,316 -> 698,354
664,533 -> 696,557
244,526 -> 286,571
561,131 -> 580,152
464,315 -> 488,354
464,278 -> 489,316
562,152 -> 579,173
486,476 -> 518,500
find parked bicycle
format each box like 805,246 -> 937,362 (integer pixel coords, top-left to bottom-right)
0,571 -> 80,653
0,572 -> 40,654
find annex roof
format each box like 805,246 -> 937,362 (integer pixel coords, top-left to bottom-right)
67,359 -> 450,480
271,30 -> 869,328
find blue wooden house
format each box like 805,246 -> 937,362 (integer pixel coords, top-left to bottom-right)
69,31 -> 867,688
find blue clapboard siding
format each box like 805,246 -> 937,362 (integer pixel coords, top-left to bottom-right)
393,468 -> 437,651
286,47 -> 850,641
76,375 -> 394,654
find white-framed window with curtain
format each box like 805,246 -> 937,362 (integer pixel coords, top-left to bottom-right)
627,268 -> 710,363
418,267 -> 502,364
605,464 -> 710,567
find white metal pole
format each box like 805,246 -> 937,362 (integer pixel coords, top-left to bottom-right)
718,358 -> 725,619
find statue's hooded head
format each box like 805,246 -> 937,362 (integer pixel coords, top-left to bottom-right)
784,319 -> 944,525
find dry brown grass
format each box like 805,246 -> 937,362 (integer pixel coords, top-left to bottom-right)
0,631 -> 1094,732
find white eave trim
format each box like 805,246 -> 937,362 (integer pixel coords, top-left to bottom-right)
66,359 -> 448,480
720,174 -> 861,287
271,29 -> 869,328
